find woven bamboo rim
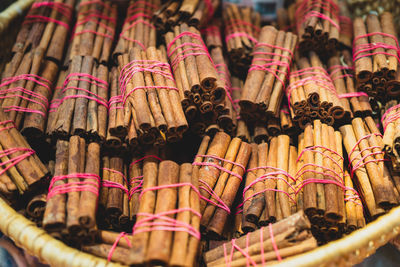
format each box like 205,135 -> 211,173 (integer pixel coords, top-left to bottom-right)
0,196 -> 399,267
0,0 -> 34,35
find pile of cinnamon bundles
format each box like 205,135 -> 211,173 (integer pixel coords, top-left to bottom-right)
195,132 -> 251,238
340,117 -> 400,219
204,211 -> 318,267
382,100 -> 400,170
0,0 -> 75,141
223,3 -> 261,76
47,55 -> 109,142
239,26 -> 297,129
353,12 -> 400,100
114,0 -> 158,56
0,107 -> 49,202
287,51 -> 345,129
43,136 -> 101,244
295,0 -> 340,56
153,0 -> 219,32
117,46 -> 188,148
67,0 -> 117,65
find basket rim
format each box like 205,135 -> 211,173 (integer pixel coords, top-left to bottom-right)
270,206 -> 400,266
1,196 -> 399,266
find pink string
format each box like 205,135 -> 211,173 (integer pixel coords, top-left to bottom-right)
338,92 -> 368,99
108,95 -> 123,110
225,32 -> 258,44
31,2 -> 73,20
353,32 -> 400,63
102,168 -> 129,196
54,73 -> 108,110
24,14 -> 70,30
129,175 -> 143,200
204,0 -> 215,22
214,62 -> 237,112
0,74 -> 52,117
133,205 -> 201,239
0,147 -> 35,178
129,155 -> 163,171
296,0 -> 340,33
166,31 -> 214,73
193,154 -> 245,181
225,19 -> 260,34
269,223 -> 282,261
0,120 -> 16,132
381,103 -> 400,131
119,59 -> 177,104
347,133 -> 386,178
107,232 -> 132,262
47,173 -> 100,200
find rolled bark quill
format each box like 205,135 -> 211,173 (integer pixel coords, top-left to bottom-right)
127,160 -> 200,266
340,117 -> 399,218
48,55 -> 109,142
382,100 -> 400,170
193,132 -> 251,238
69,0 -> 117,64
344,170 -> 366,233
353,12 -> 399,100
99,156 -> 129,231
0,106 -> 49,202
239,26 -> 297,130
338,1 -> 353,49
43,136 -> 101,243
223,3 -> 261,77
294,0 -> 340,57
231,76 -> 250,142
113,0 -> 158,57
203,211 -> 317,267
286,52 -> 344,129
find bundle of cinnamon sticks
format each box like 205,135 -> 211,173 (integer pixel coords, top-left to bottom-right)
242,136 -> 297,231
165,24 -> 227,136
0,0 -> 76,141
0,106 -> 49,202
194,132 -> 251,238
68,0 -> 117,64
231,76 -> 251,142
295,0 -> 340,56
204,211 -> 318,267
223,3 -> 261,76
328,50 -> 372,120
47,55 -> 109,142
126,160 -> 201,266
353,12 -> 400,100
382,100 -> 400,171
340,117 -> 400,219
113,0 -> 158,57
117,46 -> 188,148
153,0 -> 219,32
98,155 -> 130,231
286,51 -> 345,129
43,136 -> 101,244
239,26 -> 297,129
338,0 -> 353,49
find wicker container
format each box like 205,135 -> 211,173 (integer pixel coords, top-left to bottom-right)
0,196 -> 399,266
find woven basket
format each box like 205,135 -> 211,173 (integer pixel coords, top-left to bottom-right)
0,196 -> 399,266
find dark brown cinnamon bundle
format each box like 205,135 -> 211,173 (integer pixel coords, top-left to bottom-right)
382,100 -> 400,171
43,136 -> 101,244
204,211 -> 317,267
0,0 -> 76,140
165,24 -> 226,136
294,0 -> 340,56
0,106 -> 49,202
47,55 -> 109,142
98,156 -> 130,231
239,26 -> 297,132
117,46 -> 188,148
328,50 -> 372,121
153,0 -> 220,32
69,0 -> 117,64
126,160 -> 201,266
223,3 -> 261,76
338,0 -> 353,49
195,132 -> 251,238
286,51 -> 344,129
113,0 -> 159,57
340,117 -> 400,219
353,12 -> 400,100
